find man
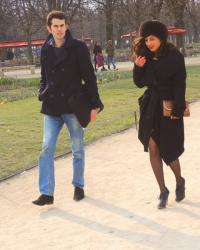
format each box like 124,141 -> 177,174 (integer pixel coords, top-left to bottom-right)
106,40 -> 117,70
32,11 -> 103,206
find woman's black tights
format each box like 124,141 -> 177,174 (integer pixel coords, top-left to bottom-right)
148,137 -> 183,193
149,137 -> 166,193
169,159 -> 182,185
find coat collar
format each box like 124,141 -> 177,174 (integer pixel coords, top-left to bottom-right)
43,30 -> 75,68
44,30 -> 74,48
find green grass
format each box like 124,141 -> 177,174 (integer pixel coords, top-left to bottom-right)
0,71 -> 132,103
0,65 -> 199,180
185,66 -> 200,101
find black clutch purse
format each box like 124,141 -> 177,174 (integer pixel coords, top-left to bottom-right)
68,93 -> 91,128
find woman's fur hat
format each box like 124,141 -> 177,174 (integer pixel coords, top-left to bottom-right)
139,20 -> 168,41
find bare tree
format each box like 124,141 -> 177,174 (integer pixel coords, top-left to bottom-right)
27,0 -> 83,25
165,0 -> 187,49
0,0 -> 6,60
0,0 -> 6,37
121,0 -> 148,31
113,0 -> 128,47
148,0 -> 164,19
186,0 -> 200,43
1,0 -> 200,60
6,0 -> 42,64
91,0 -> 118,41
0,0 -> 13,40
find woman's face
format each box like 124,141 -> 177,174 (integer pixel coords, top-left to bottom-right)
145,35 -> 161,52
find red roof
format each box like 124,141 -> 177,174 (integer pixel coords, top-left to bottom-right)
121,32 -> 137,39
121,26 -> 186,39
0,39 -> 45,48
167,26 -> 186,34
0,37 -> 92,48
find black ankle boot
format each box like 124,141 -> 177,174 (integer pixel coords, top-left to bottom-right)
176,177 -> 185,202
73,187 -> 84,201
157,188 -> 169,209
32,194 -> 54,206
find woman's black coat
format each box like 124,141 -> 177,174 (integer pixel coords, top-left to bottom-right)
38,30 -> 103,116
133,48 -> 186,165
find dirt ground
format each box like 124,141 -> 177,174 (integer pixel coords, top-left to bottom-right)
0,100 -> 200,250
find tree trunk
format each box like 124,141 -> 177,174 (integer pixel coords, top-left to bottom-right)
98,12 -> 104,44
192,28 -> 199,43
149,0 -> 163,19
105,7 -> 113,41
166,0 -> 187,51
27,37 -> 34,64
186,0 -> 200,43
175,16 -> 185,53
47,0 -> 58,11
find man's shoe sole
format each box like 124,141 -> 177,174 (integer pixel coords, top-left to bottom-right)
73,196 -> 84,201
32,200 -> 54,206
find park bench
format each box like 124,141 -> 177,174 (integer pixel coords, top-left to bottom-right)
0,65 -> 36,76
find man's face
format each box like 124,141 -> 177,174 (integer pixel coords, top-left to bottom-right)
47,18 -> 68,41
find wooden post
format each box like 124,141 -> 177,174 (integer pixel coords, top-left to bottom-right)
30,65 -> 35,74
134,111 -> 138,130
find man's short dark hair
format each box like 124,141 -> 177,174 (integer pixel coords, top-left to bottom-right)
47,10 -> 68,27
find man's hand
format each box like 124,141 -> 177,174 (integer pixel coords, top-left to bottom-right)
134,55 -> 146,67
90,108 -> 100,122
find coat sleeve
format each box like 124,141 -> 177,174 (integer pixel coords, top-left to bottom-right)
76,42 -> 104,111
133,63 -> 154,88
171,52 -> 186,117
38,49 -> 47,101
133,64 -> 146,88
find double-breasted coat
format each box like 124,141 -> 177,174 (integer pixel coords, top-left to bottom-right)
38,30 -> 103,117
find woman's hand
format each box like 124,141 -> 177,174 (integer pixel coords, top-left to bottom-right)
134,55 -> 146,67
170,115 -> 179,120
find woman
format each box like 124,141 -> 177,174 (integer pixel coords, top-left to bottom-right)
93,42 -> 106,72
133,20 -> 186,209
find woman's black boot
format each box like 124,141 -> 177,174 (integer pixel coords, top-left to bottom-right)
157,188 -> 169,209
175,177 -> 185,202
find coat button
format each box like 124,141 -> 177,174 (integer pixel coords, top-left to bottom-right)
52,70 -> 55,73
61,93 -> 64,97
61,68 -> 65,72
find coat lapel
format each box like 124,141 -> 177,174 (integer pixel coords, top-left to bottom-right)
43,30 -> 74,69
53,48 -> 69,68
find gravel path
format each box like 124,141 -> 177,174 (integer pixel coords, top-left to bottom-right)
0,101 -> 200,250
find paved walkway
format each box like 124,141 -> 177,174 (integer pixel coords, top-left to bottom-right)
0,100 -> 200,249
1,56 -> 200,78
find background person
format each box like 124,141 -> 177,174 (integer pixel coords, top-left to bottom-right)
93,41 -> 106,72
106,40 -> 117,70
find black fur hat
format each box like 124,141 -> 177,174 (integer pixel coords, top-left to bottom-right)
139,20 -> 168,41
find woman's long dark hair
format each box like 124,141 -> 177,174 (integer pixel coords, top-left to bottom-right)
132,36 -> 175,59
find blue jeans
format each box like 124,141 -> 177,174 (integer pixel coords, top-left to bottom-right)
107,56 -> 116,69
38,114 -> 84,196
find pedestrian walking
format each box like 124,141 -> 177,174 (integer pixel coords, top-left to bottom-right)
93,42 -> 106,72
33,10 -> 104,206
133,20 -> 186,209
106,40 -> 117,70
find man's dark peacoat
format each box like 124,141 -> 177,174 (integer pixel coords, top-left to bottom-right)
38,30 -> 103,117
